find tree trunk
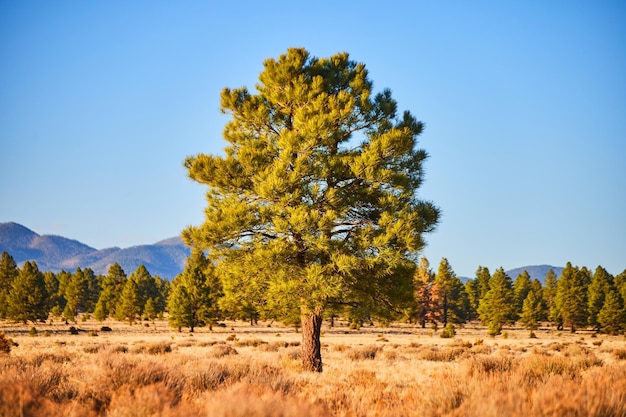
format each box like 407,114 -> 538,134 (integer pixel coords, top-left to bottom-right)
301,312 -> 323,372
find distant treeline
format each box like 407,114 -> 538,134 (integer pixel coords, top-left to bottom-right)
1,251 -> 625,335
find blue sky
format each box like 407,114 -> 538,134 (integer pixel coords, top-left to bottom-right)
1,1 -> 624,277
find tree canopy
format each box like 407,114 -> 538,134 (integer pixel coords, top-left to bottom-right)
183,48 -> 440,371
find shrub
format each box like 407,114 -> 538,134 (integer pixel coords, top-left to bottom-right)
613,349 -> 626,361
146,342 -> 172,355
441,323 -> 456,338
468,354 -> 516,375
0,332 -> 15,354
418,346 -> 466,362
101,326 -> 112,332
69,327 -> 79,335
211,345 -> 238,358
234,338 -> 267,347
348,345 -> 381,360
29,327 -> 38,337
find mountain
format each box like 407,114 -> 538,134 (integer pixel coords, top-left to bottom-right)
505,265 -> 564,283
0,222 -> 189,278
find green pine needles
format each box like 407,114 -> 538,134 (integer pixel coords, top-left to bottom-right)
184,48 -> 440,371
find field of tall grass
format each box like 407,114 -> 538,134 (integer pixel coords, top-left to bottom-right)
1,319 -> 625,417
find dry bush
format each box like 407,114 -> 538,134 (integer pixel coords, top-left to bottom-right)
467,354 -> 516,375
197,384 -> 329,417
0,331 -> 16,354
133,341 -> 172,355
211,344 -> 238,358
417,345 -> 467,362
332,343 -> 350,352
614,349 -> 626,361
234,338 -> 267,347
348,344 -> 381,360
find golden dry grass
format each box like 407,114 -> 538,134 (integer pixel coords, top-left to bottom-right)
1,319 -> 625,417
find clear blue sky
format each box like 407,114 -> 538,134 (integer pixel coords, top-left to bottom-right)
1,1 -> 624,277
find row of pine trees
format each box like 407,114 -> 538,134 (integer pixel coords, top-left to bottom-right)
1,250 -> 625,335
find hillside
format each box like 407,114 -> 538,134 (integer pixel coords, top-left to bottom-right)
0,222 -> 189,278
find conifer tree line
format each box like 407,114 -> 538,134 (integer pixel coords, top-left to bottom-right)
1,250 -> 624,335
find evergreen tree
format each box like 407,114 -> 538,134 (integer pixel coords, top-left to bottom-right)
0,252 -> 19,319
543,268 -> 560,328
116,278 -> 140,324
167,251 -> 222,332
464,279 -> 479,321
615,270 -> 626,300
94,263 -> 127,321
183,48 -> 439,371
475,266 -> 491,301
43,272 -> 59,313
513,270 -> 532,314
129,265 -> 158,316
63,268 -> 90,321
50,270 -> 71,317
587,266 -> 613,330
143,298 -> 157,321
433,258 -> 468,325
519,283 -> 545,330
477,267 -> 516,335
597,288 -> 625,335
530,278 -> 548,321
410,257 -> 437,327
555,262 -> 589,333
167,284 -> 193,332
8,261 -> 48,323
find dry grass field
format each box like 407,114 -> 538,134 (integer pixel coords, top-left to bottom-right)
1,319 -> 626,417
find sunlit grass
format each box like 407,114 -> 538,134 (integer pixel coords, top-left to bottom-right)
1,319 -> 625,416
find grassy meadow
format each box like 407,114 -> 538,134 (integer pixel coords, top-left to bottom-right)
1,319 -> 626,417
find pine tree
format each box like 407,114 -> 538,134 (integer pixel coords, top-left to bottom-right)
50,270 -> 71,317
129,265 -> 157,316
513,270 -> 532,314
477,267 -> 515,335
116,279 -> 140,324
8,261 -> 48,323
587,266 -> 613,330
167,284 -> 193,332
597,288 -> 625,335
184,48 -> 439,371
555,262 -> 589,333
94,263 -> 127,321
519,284 -> 545,330
475,266 -> 491,301
0,252 -> 19,319
143,298 -> 157,321
464,279 -> 479,321
410,257 -> 437,327
63,268 -> 89,321
167,251 -> 222,332
433,258 -> 468,326
543,268 -> 560,328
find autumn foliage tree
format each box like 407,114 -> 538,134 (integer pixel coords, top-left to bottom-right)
183,48 -> 439,371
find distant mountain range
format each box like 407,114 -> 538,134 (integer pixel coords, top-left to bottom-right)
504,265 -> 564,282
0,222 -> 189,278
1,221 -> 566,282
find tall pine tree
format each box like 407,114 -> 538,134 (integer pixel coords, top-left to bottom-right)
8,261 -> 48,323
183,48 -> 439,371
478,267 -> 515,335
555,262 -> 589,333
